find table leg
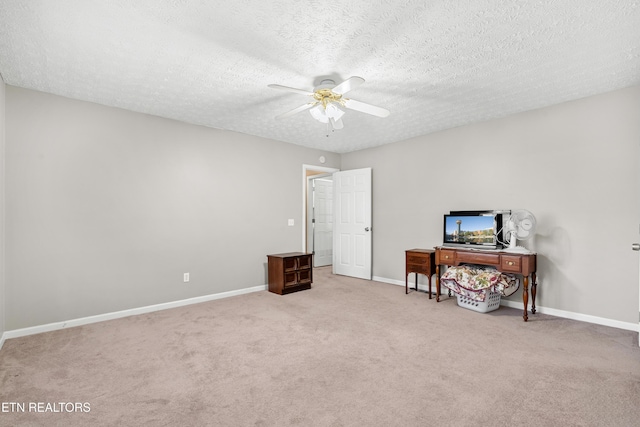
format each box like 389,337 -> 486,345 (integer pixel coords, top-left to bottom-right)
522,276 -> 529,322
531,273 -> 537,314
405,273 -> 408,294
436,265 -> 441,302
414,272 -> 418,291
428,274 -> 432,299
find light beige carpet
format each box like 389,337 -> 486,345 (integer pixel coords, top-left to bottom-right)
1,267 -> 639,426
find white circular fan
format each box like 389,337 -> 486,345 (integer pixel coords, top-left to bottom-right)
504,209 -> 537,253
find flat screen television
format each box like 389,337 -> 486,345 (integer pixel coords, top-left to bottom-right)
442,211 -> 504,249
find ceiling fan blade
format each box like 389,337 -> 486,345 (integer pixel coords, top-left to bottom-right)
343,98 -> 390,118
330,117 -> 344,130
268,84 -> 314,96
332,76 -> 365,95
275,102 -> 316,120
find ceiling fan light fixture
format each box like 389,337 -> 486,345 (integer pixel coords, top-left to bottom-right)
325,102 -> 345,121
310,102 -> 345,124
309,104 -> 329,123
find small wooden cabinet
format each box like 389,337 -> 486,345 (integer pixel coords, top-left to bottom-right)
267,252 -> 313,295
405,249 -> 436,298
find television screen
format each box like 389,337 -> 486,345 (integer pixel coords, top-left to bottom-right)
443,214 -> 498,247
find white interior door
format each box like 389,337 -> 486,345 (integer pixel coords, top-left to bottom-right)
312,178 -> 333,267
333,168 -> 372,279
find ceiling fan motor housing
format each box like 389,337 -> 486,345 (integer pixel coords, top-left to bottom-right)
316,79 -> 336,90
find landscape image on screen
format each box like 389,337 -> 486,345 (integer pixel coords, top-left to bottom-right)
445,215 -> 495,244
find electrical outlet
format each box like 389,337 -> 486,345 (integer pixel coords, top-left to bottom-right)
183,273 -> 190,283
288,219 -> 294,226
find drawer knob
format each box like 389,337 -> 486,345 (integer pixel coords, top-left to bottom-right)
508,261 -> 514,266
444,255 -> 449,259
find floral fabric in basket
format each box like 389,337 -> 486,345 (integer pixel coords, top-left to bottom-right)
441,264 -> 520,302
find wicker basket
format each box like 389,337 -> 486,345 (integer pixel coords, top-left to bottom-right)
456,290 -> 501,313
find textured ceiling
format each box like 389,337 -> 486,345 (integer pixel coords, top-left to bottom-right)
0,0 -> 639,153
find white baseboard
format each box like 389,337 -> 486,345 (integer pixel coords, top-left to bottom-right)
1,284 -> 267,345
499,299 -> 639,332
374,276 -> 639,333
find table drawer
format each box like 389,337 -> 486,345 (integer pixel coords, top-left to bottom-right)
438,249 -> 456,263
457,251 -> 500,266
407,263 -> 430,274
501,255 -> 522,273
407,254 -> 429,265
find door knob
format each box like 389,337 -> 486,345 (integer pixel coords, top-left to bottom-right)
633,243 -> 640,251
365,227 -> 370,232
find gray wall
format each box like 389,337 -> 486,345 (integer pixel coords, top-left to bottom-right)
5,86 -> 340,330
0,77 -> 5,339
342,86 -> 640,324
3,84 -> 639,331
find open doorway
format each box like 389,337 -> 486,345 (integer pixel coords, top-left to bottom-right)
308,174 -> 333,267
302,165 -> 339,267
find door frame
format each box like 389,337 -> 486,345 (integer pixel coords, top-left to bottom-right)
302,164 -> 339,254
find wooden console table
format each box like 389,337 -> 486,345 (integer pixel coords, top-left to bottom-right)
405,249 -> 436,297
434,247 -> 537,321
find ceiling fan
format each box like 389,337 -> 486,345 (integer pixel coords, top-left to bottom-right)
268,76 -> 390,130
